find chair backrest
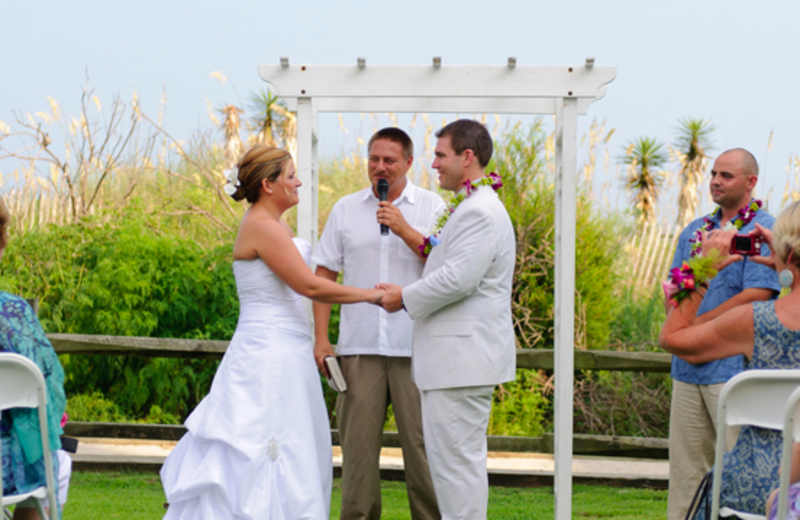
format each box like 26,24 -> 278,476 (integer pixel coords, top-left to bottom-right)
0,353 -> 57,520
720,370 -> 800,430
777,386 -> 800,520
712,370 -> 800,519
790,387 -> 800,442
0,353 -> 46,412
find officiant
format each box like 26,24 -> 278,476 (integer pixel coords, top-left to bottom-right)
312,127 -> 445,520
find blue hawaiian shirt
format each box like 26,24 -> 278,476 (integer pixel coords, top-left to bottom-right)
669,208 -> 781,384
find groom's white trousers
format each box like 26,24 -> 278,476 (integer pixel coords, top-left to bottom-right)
420,385 -> 495,520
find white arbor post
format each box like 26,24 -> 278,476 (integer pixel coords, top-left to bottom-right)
295,97 -> 319,246
260,59 -> 615,520
554,96 -> 579,520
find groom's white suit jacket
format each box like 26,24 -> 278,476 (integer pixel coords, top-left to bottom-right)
402,186 -> 516,391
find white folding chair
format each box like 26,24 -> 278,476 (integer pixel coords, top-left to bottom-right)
0,353 -> 58,520
711,370 -> 800,520
774,386 -> 800,520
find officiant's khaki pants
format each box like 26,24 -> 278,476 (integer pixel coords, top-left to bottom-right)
337,355 -> 439,520
668,380 -> 740,520
420,385 -> 495,520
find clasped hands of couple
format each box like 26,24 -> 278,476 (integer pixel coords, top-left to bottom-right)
365,283 -> 404,312
701,223 -> 776,271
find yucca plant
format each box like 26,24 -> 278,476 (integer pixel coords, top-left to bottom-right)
674,118 -> 714,226
622,137 -> 668,226
248,89 -> 297,158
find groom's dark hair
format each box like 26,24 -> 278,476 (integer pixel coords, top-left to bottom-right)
436,119 -> 493,168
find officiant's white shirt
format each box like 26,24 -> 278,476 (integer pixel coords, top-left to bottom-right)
312,181 -> 445,357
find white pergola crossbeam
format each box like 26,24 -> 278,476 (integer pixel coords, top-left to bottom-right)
277,95 -> 606,115
259,64 -> 614,100
259,61 -> 616,520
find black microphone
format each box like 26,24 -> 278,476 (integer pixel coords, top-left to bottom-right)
377,178 -> 389,236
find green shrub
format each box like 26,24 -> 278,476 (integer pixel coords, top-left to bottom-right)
572,286 -> 671,437
494,121 -> 625,350
489,369 -> 549,437
607,287 -> 667,351
0,201 -> 237,421
66,392 -> 129,423
573,371 -> 671,438
65,392 -> 180,424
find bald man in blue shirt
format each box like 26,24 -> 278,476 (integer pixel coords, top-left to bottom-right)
665,148 -> 780,520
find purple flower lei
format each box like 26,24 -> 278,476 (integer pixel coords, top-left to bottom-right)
419,172 -> 503,258
688,199 -> 762,257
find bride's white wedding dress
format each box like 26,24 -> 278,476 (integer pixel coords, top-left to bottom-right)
161,238 -> 332,519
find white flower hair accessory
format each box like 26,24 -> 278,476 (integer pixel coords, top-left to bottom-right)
223,167 -> 240,196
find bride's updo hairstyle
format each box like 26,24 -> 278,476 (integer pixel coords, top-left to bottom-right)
231,146 -> 293,203
772,200 -> 800,269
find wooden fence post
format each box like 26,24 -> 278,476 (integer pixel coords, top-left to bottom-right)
25,297 -> 39,316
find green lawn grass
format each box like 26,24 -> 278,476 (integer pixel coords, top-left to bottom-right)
58,472 -> 666,519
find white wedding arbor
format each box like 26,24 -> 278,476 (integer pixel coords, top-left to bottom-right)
259,58 -> 616,520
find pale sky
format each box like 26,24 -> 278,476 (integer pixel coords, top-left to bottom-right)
3,0 -> 799,218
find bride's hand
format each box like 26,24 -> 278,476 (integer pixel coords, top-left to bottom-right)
365,288 -> 385,305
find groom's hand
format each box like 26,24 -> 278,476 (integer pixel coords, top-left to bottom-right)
375,283 -> 404,313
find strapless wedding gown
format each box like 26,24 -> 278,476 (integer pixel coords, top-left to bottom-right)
161,238 -> 332,519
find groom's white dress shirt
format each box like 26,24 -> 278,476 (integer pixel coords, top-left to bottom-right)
312,180 -> 445,356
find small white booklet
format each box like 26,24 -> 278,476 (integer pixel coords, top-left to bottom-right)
324,356 -> 347,393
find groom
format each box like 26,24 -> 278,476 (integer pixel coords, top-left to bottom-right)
379,119 -> 516,520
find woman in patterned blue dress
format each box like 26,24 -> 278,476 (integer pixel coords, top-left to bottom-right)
660,200 -> 800,518
0,197 -> 68,519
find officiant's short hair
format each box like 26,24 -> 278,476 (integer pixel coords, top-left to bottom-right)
368,127 -> 414,159
436,120 -> 493,168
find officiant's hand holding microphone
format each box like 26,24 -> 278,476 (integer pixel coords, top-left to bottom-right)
375,179 -> 428,262
376,186 -> 411,239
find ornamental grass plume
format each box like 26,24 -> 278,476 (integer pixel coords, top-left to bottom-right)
580,118 -> 615,195
219,104 -> 244,169
782,155 -> 800,207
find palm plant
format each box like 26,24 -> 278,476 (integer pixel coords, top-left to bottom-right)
674,118 -> 714,226
248,89 -> 296,151
622,137 -> 668,225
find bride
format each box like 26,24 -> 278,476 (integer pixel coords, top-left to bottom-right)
161,146 -> 383,519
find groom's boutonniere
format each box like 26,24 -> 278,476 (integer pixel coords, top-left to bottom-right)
418,172 -> 503,258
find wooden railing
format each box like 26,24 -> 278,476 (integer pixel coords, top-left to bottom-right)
47,333 -> 672,372
50,332 -> 672,460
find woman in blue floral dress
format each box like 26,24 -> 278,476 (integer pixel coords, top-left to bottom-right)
0,197 -> 68,519
660,200 -> 800,518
